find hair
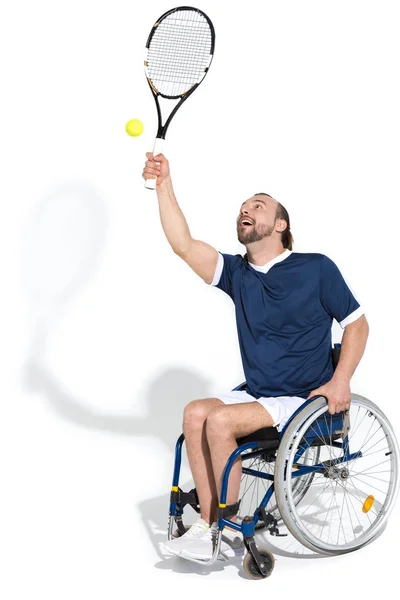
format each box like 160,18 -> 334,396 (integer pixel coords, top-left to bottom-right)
254,193 -> 294,250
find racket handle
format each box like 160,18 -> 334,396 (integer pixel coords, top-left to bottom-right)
144,137 -> 164,190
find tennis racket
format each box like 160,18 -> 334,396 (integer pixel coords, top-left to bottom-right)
144,6 -> 215,189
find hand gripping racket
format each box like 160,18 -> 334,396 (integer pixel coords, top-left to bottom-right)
144,6 -> 215,189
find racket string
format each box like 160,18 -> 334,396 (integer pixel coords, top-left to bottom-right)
146,9 -> 213,97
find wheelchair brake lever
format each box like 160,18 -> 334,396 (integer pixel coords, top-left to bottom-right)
259,506 -> 288,536
342,409 -> 351,439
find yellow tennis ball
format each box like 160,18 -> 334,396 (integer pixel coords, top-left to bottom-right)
125,119 -> 144,137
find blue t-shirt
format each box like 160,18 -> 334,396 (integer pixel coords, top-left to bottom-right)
209,249 -> 364,399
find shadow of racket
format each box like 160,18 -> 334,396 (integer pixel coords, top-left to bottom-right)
22,182 -> 108,384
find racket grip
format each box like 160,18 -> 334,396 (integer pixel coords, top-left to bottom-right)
144,137 -> 164,190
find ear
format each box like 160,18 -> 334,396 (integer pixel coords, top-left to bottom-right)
276,219 -> 287,233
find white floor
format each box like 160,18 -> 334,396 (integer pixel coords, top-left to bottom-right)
2,387 -> 398,599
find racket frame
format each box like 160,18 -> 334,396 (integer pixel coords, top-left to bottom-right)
143,6 -> 215,189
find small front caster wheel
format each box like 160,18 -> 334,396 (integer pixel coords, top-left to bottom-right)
243,548 -> 275,579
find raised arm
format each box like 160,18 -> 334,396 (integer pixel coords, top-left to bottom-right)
142,152 -> 219,284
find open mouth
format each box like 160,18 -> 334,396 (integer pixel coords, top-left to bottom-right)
240,221 -> 254,228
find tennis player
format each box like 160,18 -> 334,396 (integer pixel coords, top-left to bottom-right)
142,153 -> 369,561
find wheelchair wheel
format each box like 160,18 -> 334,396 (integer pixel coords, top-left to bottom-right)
238,445 -> 320,528
275,394 -> 400,554
243,548 -> 275,579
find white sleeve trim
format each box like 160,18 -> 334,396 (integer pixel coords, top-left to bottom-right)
210,252 -> 224,286
340,306 -> 365,329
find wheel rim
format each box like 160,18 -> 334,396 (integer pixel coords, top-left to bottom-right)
276,394 -> 400,554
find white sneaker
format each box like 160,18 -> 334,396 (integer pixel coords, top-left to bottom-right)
159,518 -> 213,556
181,525 -> 244,561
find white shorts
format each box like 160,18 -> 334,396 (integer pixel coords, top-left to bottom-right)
216,389 -> 307,433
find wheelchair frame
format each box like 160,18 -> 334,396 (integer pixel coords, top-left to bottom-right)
166,344 -> 400,578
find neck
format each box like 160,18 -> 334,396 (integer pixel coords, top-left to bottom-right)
245,243 -> 287,266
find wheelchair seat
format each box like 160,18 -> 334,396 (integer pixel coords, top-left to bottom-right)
236,426 -> 280,449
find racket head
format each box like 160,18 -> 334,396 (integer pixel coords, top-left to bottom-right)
144,6 -> 215,100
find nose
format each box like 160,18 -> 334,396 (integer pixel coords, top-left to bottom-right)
239,208 -> 250,222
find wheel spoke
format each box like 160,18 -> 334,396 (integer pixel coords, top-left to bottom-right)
274,396 -> 399,554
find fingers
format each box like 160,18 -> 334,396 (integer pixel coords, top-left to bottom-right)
339,398 -> 351,412
143,152 -> 169,182
145,152 -> 159,168
145,159 -> 161,171
142,164 -> 160,180
328,399 -> 351,414
143,154 -> 161,181
145,152 -> 167,162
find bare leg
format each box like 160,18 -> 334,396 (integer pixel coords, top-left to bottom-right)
206,402 -> 275,527
182,398 -> 224,524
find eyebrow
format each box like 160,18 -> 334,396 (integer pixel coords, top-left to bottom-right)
241,199 -> 267,207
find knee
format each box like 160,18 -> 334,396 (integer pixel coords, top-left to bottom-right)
183,399 -> 212,434
206,406 -> 232,440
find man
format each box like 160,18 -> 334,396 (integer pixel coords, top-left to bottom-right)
142,152 -> 369,561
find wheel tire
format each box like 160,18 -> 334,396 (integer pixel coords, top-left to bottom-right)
243,548 -> 275,579
275,394 -> 400,554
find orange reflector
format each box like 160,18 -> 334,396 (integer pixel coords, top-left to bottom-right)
362,495 -> 375,513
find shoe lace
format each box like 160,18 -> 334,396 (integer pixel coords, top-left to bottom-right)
193,522 -> 218,542
186,521 -> 209,538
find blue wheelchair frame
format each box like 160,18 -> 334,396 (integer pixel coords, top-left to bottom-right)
168,343 -> 362,574
216,398 -> 361,538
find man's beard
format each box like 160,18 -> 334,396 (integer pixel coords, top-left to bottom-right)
237,222 -> 274,244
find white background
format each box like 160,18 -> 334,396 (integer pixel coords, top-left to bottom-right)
1,0 -> 399,597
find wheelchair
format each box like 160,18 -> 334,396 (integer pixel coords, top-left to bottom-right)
167,344 -> 400,579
